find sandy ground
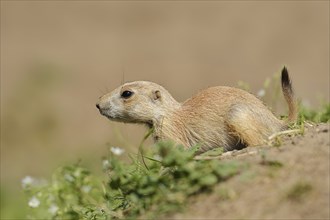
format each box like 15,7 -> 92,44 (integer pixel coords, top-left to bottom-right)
170,123 -> 330,219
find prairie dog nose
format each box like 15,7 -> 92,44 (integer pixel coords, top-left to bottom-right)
96,103 -> 100,110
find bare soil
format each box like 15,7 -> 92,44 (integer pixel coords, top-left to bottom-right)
170,123 -> 330,219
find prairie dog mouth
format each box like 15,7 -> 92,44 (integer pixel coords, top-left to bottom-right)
99,108 -> 111,117
96,103 -> 111,117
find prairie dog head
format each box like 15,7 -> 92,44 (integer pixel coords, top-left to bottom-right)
96,81 -> 180,126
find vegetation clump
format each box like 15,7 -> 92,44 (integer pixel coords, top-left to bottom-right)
24,142 -> 243,219
286,181 -> 313,201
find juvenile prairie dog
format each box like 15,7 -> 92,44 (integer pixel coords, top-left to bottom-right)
96,67 -> 297,152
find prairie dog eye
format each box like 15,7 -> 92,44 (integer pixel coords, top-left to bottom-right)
121,90 -> 134,99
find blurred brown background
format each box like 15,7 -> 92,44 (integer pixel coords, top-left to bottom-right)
1,1 -> 329,218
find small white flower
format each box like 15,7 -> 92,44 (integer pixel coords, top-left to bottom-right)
110,147 -> 125,155
64,174 -> 74,182
102,160 -> 110,169
257,89 -> 266,97
22,176 -> 34,189
28,196 -> 40,208
48,204 -> 59,215
81,185 -> 92,193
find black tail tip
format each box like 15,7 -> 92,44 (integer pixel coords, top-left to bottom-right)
281,66 -> 291,88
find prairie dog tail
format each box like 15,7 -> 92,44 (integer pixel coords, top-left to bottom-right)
281,67 -> 298,123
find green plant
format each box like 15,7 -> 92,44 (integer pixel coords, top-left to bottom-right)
286,181 -> 313,201
23,162 -> 105,219
298,103 -> 330,123
24,142 -> 243,219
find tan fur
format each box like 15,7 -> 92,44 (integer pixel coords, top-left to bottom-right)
96,71 -> 297,153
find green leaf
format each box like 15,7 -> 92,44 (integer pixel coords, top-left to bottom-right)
199,174 -> 218,186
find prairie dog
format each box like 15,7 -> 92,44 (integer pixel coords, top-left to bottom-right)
96,67 -> 297,152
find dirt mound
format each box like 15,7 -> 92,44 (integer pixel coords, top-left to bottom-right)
171,123 -> 330,219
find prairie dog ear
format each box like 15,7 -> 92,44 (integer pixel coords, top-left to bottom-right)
152,90 -> 161,100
